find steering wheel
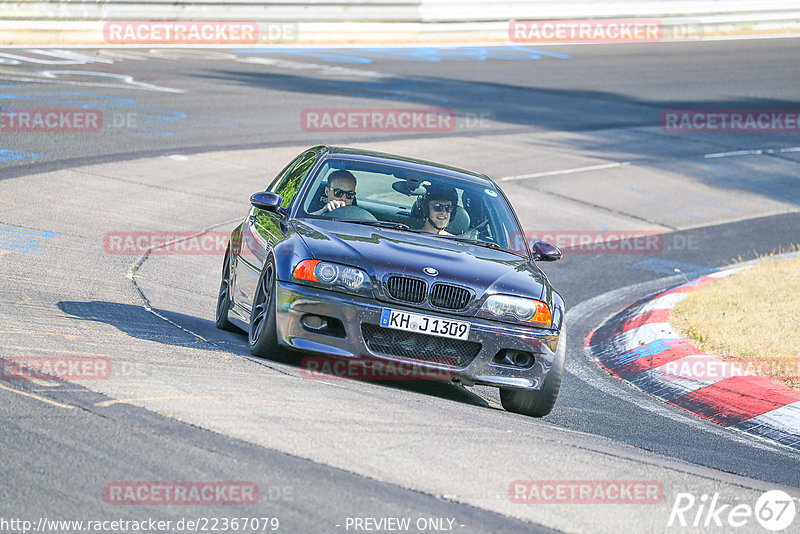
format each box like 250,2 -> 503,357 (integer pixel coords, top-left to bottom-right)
321,205 -> 378,221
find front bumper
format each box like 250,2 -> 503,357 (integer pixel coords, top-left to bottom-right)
273,281 -> 560,390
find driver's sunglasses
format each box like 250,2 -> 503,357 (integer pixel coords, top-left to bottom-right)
332,188 -> 357,200
432,203 -> 453,213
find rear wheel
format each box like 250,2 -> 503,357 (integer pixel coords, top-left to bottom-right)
500,328 -> 566,417
249,260 -> 292,361
215,248 -> 239,332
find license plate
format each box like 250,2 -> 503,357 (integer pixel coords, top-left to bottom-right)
379,308 -> 470,340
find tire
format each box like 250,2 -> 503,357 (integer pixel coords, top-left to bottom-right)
248,259 -> 292,361
215,248 -> 240,332
500,328 -> 566,417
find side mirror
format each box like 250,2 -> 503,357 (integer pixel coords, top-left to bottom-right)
531,241 -> 562,262
250,192 -> 283,212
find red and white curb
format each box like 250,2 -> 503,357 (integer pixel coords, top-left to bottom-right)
586,266 -> 800,451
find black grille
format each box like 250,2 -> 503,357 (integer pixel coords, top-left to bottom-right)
362,324 -> 481,368
386,276 -> 426,303
430,283 -> 471,310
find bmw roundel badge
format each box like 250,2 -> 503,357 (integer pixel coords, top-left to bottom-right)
423,267 -> 439,276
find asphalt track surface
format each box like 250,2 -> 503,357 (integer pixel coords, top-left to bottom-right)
1,40 -> 799,533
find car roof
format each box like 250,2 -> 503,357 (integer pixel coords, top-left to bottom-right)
316,145 -> 497,187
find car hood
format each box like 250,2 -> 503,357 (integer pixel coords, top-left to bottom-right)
292,219 -> 546,300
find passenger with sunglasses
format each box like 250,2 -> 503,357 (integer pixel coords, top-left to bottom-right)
312,170 -> 357,215
418,184 -> 458,235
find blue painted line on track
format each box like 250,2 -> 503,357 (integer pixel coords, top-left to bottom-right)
0,92 -> 121,109
231,46 -> 570,63
0,149 -> 46,162
506,45 -> 570,59
0,89 -> 191,137
0,90 -> 136,108
0,224 -> 56,255
607,338 -> 679,366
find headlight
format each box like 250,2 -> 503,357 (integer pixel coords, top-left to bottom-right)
478,294 -> 552,327
292,260 -> 372,296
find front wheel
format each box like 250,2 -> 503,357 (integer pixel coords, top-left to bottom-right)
500,328 -> 566,417
249,260 -> 292,362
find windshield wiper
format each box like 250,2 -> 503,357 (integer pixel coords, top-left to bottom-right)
339,219 -> 410,231
443,235 -> 524,256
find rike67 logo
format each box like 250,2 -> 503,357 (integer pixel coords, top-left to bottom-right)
668,490 -> 796,531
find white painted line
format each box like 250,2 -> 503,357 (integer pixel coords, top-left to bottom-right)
567,276 -> 799,453
639,292 -> 691,313
499,161 -> 629,182
582,251 -> 800,453
609,324 -> 679,352
734,401 -> 800,436
704,146 -> 800,159
236,57 -> 390,79
631,367 -> 716,398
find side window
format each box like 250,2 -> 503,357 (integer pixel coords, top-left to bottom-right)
275,151 -> 317,208
267,154 -> 304,192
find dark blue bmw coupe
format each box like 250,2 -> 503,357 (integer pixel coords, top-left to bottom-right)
216,146 -> 565,416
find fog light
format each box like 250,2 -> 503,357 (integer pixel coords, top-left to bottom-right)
512,351 -> 534,368
302,315 -> 327,330
493,349 -> 535,369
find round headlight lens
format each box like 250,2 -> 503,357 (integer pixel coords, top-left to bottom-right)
481,295 -> 551,325
513,302 -> 534,320
315,263 -> 338,283
340,268 -> 366,290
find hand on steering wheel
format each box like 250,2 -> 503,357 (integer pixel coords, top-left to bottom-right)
325,199 -> 347,212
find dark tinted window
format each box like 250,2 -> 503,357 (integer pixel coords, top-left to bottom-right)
274,151 -> 317,208
298,158 -> 528,255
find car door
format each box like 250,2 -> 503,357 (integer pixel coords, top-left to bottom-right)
236,150 -> 318,313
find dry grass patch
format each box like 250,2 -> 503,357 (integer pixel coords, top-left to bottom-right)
670,256 -> 800,390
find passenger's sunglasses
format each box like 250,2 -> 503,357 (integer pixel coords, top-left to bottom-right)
332,188 -> 357,199
431,203 -> 453,213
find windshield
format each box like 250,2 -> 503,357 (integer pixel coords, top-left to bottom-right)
298,157 -> 529,255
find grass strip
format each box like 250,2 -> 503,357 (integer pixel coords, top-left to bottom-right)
671,256 -> 800,390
